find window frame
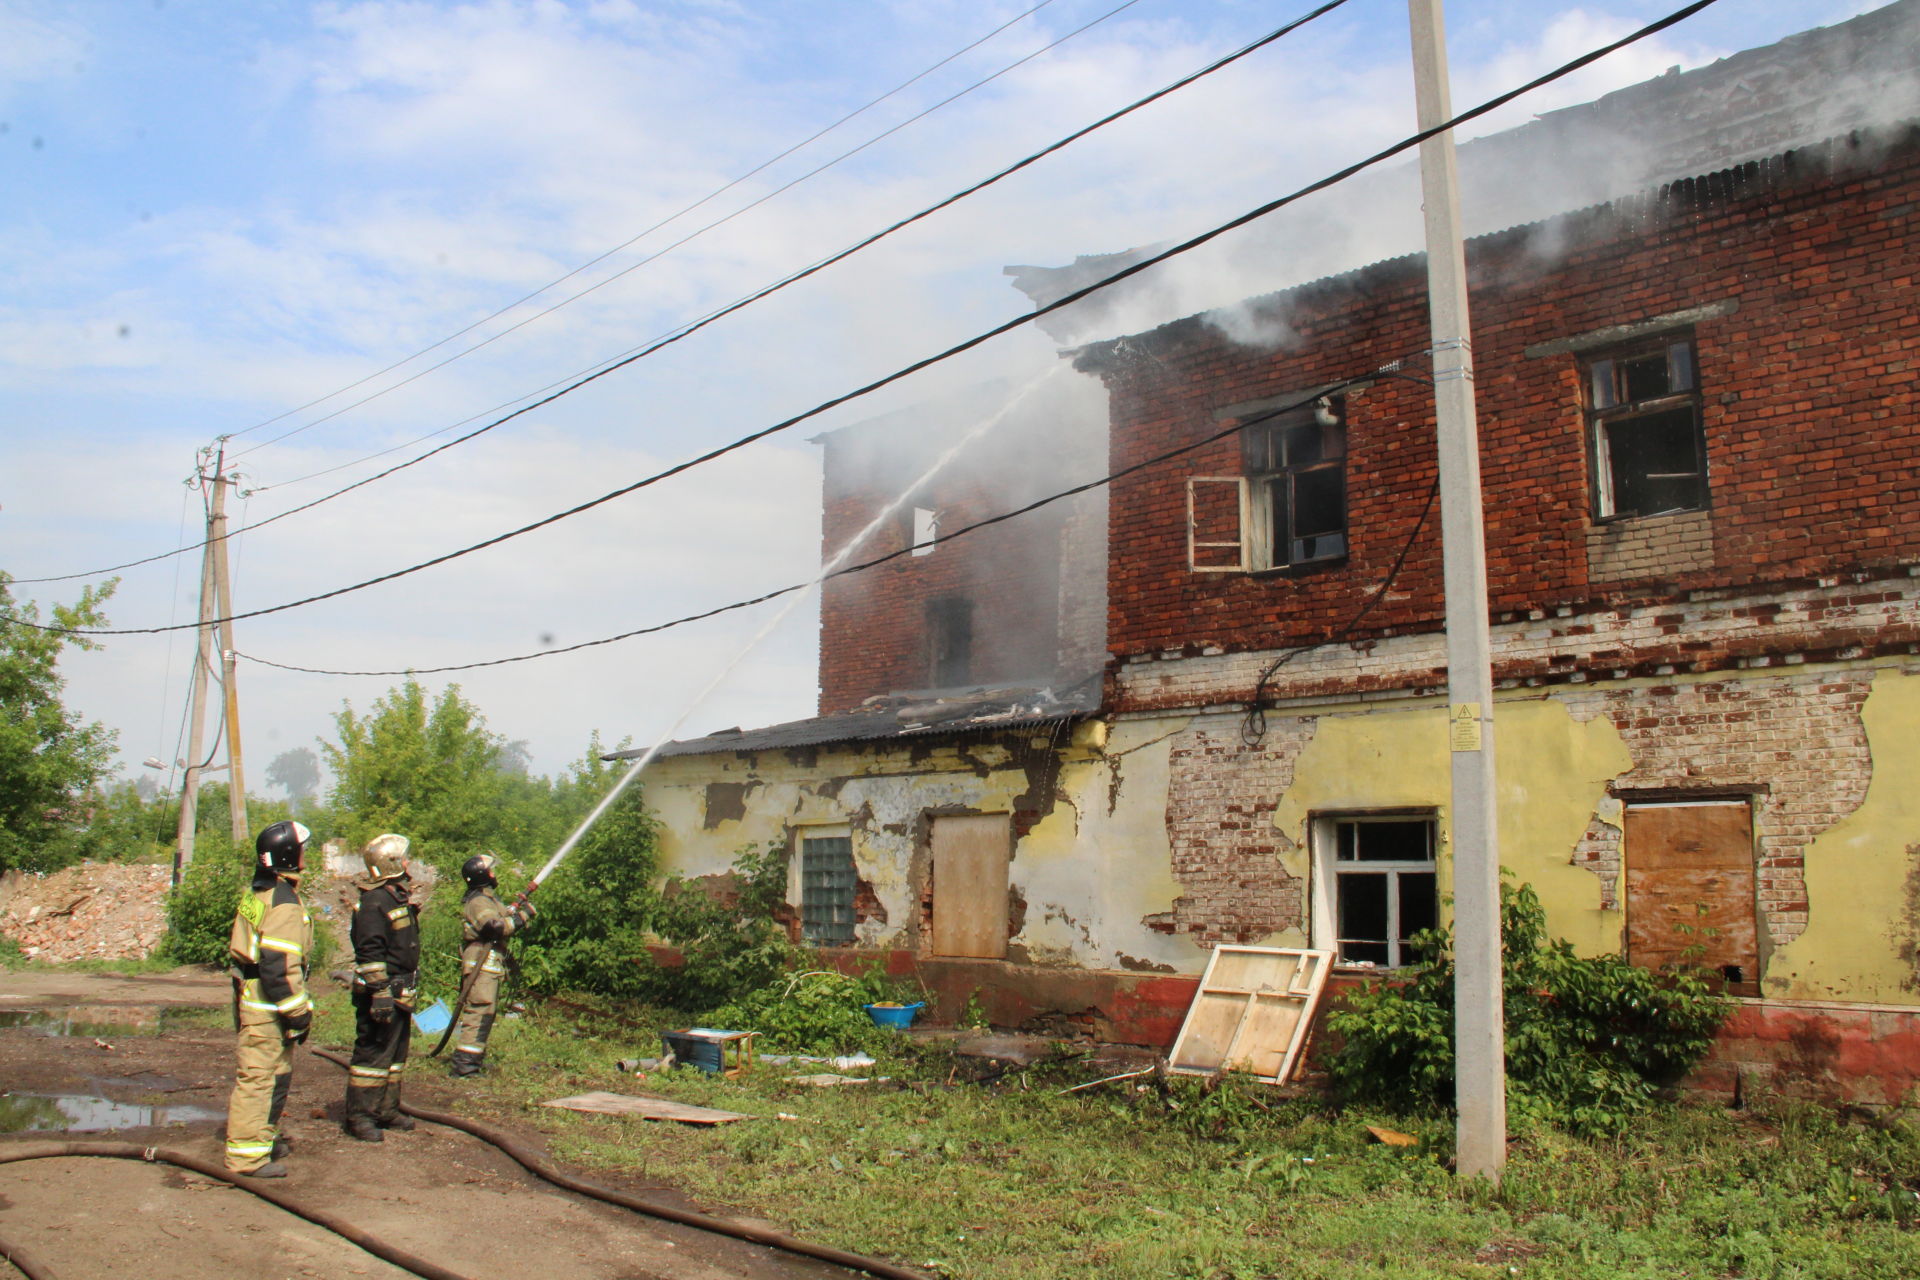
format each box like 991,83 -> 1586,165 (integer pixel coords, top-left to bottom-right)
1186,396 -> 1348,574
1582,334 -> 1708,522
791,825 -> 858,948
1309,811 -> 1438,970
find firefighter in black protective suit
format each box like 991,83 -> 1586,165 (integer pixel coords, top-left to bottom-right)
345,833 -> 420,1141
449,853 -> 534,1078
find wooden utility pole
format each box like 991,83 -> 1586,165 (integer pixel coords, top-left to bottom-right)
1408,0 -> 1507,1179
172,444 -> 248,886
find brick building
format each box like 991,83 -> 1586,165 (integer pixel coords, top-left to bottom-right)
631,5 -> 1920,1100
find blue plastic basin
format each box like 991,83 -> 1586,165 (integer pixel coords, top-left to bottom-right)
864,1002 -> 924,1030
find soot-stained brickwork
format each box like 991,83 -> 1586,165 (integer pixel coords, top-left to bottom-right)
1081,132 -> 1920,668
1149,714 -> 1314,944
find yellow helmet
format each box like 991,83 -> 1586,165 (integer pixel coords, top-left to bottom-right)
361,833 -> 410,882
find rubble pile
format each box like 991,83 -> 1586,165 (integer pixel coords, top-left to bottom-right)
0,863 -> 173,961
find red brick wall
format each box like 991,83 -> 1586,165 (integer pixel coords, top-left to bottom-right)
1084,132 -> 1920,669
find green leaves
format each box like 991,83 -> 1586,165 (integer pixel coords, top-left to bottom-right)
0,574 -> 120,873
1325,878 -> 1731,1135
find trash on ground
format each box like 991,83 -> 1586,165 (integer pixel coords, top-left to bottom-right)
660,1028 -> 757,1076
1058,1067 -> 1156,1095
541,1091 -> 754,1125
759,1052 -> 876,1070
1365,1125 -> 1419,1147
788,1073 -> 890,1087
412,999 -> 452,1035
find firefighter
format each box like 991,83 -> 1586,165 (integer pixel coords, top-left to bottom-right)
345,833 -> 420,1141
448,854 -> 534,1078
225,819 -> 314,1178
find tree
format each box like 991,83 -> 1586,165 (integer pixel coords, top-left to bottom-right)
0,575 -> 120,872
319,678 -> 517,872
265,747 -> 321,808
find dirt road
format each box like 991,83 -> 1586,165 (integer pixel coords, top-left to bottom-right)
0,968 -> 861,1280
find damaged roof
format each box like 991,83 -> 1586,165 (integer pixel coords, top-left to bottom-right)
610,681 -> 1103,761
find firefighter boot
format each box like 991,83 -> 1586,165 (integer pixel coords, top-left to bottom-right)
245,1161 -> 289,1179
378,1078 -> 415,1131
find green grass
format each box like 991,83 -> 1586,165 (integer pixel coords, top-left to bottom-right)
306,994 -> 1920,1280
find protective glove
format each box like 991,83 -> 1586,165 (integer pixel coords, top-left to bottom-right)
513,901 -> 537,929
369,988 -> 395,1023
283,1008 -> 312,1045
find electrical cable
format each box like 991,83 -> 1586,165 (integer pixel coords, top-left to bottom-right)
227,0 -> 1145,460
223,0 -> 1065,446
235,367 -> 1402,676
0,0 -> 1724,637
12,0 -> 1353,588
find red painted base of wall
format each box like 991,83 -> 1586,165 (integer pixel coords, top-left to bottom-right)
1688,1001 -> 1920,1108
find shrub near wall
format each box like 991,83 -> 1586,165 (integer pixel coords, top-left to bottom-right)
1327,881 -> 1729,1135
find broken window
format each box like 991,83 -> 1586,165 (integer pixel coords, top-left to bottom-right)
1315,815 -> 1436,968
1584,337 -> 1707,520
1188,397 -> 1346,573
798,832 -> 857,946
910,506 -> 939,557
926,595 -> 973,687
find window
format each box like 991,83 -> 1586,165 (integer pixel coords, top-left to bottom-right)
1585,337 -> 1706,520
1622,797 -> 1758,995
1315,815 -> 1436,968
1188,397 -> 1346,572
926,595 -> 972,687
910,506 -> 939,557
797,831 -> 857,946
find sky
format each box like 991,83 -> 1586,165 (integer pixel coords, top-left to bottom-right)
0,0 -> 1888,801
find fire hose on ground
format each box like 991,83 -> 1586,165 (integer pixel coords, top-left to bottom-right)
0,1056 -> 927,1280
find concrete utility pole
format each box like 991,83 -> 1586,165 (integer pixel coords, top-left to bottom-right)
1407,0 -> 1507,1179
172,444 -> 247,886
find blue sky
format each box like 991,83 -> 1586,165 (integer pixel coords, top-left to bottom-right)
0,0 -> 1887,793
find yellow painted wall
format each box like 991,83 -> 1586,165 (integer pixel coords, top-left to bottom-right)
1266,696 -> 1632,955
1769,668 -> 1920,1003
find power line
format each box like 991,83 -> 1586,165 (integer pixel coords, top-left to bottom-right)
226,0 -> 1140,459
12,0 -> 1351,588
222,0 -> 1066,445
235,369 -> 1401,676
2,0 -> 1723,638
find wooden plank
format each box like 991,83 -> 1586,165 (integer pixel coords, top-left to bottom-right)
541,1092 -> 754,1124
1624,802 -> 1758,981
931,814 -> 1010,959
1166,947 -> 1331,1084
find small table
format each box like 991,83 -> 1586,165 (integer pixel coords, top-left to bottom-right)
668,1028 -> 758,1077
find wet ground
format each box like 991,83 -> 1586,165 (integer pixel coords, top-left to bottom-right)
0,968 -> 877,1280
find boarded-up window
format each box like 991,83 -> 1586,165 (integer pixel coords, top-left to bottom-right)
930,813 -> 1009,959
1623,798 -> 1758,994
799,834 -> 857,946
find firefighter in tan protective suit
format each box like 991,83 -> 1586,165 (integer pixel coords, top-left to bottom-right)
225,820 -> 313,1178
448,853 -> 534,1078
345,833 -> 420,1141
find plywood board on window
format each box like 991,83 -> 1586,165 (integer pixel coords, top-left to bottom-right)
931,813 -> 1009,959
1167,946 -> 1331,1084
1624,800 -> 1759,993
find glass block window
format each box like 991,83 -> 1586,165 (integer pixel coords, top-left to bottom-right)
800,834 -> 857,946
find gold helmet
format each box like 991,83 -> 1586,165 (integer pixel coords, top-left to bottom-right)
361,833 -> 410,882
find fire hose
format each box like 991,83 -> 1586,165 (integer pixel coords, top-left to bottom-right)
0,1140 -> 469,1280
311,1048 -> 928,1280
0,1064 -> 929,1280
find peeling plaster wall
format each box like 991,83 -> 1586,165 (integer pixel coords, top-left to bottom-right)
1770,667 -> 1920,1002
639,724 -> 1199,971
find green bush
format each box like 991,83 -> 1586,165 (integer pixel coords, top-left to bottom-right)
1326,879 -> 1730,1135
510,784 -> 663,998
708,968 -> 898,1055
643,841 -> 803,1012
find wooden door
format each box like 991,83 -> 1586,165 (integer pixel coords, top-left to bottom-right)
1623,799 -> 1758,992
930,814 -> 1010,959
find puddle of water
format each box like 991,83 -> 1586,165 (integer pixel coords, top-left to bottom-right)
0,1092 -> 221,1134
0,1006 -> 180,1038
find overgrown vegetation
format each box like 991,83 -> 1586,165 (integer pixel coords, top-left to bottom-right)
1327,879 -> 1731,1135
386,994 -> 1920,1280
